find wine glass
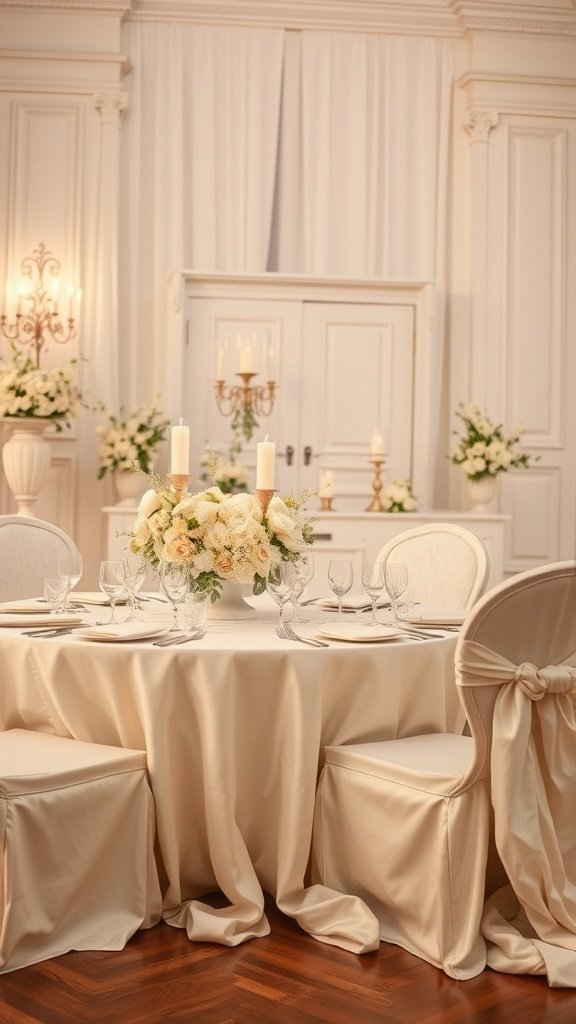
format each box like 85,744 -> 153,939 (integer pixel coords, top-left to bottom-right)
291,553 -> 314,622
384,562 -> 409,625
98,559 -> 125,624
266,562 -> 296,628
328,560 -> 353,622
121,554 -> 146,622
362,561 -> 386,626
159,562 -> 188,631
58,551 -> 83,611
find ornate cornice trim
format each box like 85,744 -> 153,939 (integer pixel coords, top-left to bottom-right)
464,107 -> 499,140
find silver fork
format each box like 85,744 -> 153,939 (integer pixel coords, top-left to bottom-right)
276,621 -> 329,648
153,629 -> 206,647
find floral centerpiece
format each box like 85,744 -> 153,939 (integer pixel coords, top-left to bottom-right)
0,344 -> 82,431
200,437 -> 249,494
96,402 -> 170,480
129,479 -> 314,601
448,402 -> 535,480
383,478 -> 418,513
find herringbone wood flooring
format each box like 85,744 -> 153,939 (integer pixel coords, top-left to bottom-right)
1,896 -> 575,1024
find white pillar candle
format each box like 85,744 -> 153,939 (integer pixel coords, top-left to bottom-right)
371,429 -> 384,455
171,419 -> 190,475
256,434 -> 275,490
239,336 -> 254,374
318,471 -> 333,498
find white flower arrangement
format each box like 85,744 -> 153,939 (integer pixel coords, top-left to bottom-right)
0,345 -> 82,431
448,402 -> 534,480
96,402 -> 170,480
129,479 -> 314,601
200,448 -> 249,494
383,478 -> 418,513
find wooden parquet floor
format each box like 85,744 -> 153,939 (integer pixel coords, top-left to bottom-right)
1,896 -> 576,1024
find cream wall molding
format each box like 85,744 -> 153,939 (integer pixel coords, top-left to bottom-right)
3,0 -> 575,37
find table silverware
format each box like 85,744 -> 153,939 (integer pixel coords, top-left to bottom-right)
276,622 -> 329,648
152,629 -> 206,647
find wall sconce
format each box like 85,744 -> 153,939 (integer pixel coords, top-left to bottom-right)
1,242 -> 81,368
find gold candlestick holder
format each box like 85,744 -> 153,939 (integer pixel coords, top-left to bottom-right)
253,488 -> 276,515
365,456 -> 387,513
166,473 -> 191,498
319,495 -> 334,512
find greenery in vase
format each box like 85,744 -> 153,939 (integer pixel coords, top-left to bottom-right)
448,402 -> 536,481
383,478 -> 418,512
0,343 -> 82,431
96,401 -> 170,479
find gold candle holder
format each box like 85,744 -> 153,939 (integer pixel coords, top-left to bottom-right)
253,488 -> 276,515
365,456 -> 386,513
166,473 -> 191,498
319,496 -> 334,512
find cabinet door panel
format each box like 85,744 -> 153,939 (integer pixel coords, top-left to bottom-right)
299,302 -> 415,506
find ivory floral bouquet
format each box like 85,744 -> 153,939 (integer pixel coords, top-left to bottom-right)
0,345 -> 82,431
96,402 -> 170,479
129,480 -> 314,600
383,478 -> 418,513
448,402 -> 534,480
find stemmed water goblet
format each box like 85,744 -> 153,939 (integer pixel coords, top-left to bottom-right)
362,561 -> 386,626
291,553 -> 314,622
266,562 -> 296,631
384,562 -> 409,626
58,551 -> 84,611
159,562 -> 188,632
328,560 -> 353,622
121,554 -> 146,622
98,559 -> 125,624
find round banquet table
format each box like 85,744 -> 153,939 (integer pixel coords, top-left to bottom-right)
0,595 -> 461,953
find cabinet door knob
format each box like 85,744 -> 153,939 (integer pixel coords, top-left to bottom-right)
303,446 -> 312,465
283,445 -> 294,466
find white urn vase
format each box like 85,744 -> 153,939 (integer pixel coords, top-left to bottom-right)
208,580 -> 257,620
2,417 -> 53,515
113,468 -> 146,506
467,475 -> 497,513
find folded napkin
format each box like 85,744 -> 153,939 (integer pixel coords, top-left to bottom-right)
311,595 -> 391,612
0,613 -> 83,628
315,623 -> 402,643
76,622 -> 171,643
405,606 -> 466,627
0,599 -> 48,614
70,592 -> 128,606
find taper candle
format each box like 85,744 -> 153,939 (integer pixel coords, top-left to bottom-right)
171,419 -> 190,475
256,434 -> 275,490
371,429 -> 384,456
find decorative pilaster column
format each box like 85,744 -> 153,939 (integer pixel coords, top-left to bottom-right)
464,108 -> 499,404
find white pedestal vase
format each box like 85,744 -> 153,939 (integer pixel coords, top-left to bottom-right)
467,475 -> 497,513
1,417 -> 53,516
113,469 -> 146,507
208,580 -> 257,620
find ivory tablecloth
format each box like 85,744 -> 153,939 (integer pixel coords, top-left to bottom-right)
0,600 -> 459,951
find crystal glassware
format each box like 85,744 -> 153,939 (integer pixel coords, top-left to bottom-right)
266,562 -> 296,626
121,554 -> 146,622
361,561 -> 386,626
384,562 -> 409,626
98,559 -> 125,624
44,575 -> 70,614
327,560 -> 353,622
159,562 -> 188,631
57,551 -> 83,611
291,553 -> 314,622
183,591 -> 210,634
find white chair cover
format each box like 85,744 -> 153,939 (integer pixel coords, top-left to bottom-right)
0,729 -> 162,973
0,514 -> 78,600
312,560 -> 576,984
376,522 -> 490,610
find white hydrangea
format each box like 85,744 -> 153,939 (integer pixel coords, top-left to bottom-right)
449,402 -> 534,480
96,401 -> 170,480
0,348 -> 82,431
383,478 -> 418,513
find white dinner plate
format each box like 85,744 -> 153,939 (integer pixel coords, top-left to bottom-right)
404,607 -> 466,627
0,613 -> 84,628
312,596 -> 390,612
76,623 -> 172,643
315,623 -> 402,643
70,592 -> 128,606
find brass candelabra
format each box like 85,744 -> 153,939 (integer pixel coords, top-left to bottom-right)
366,455 -> 387,512
215,372 -> 277,423
1,243 -> 78,368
